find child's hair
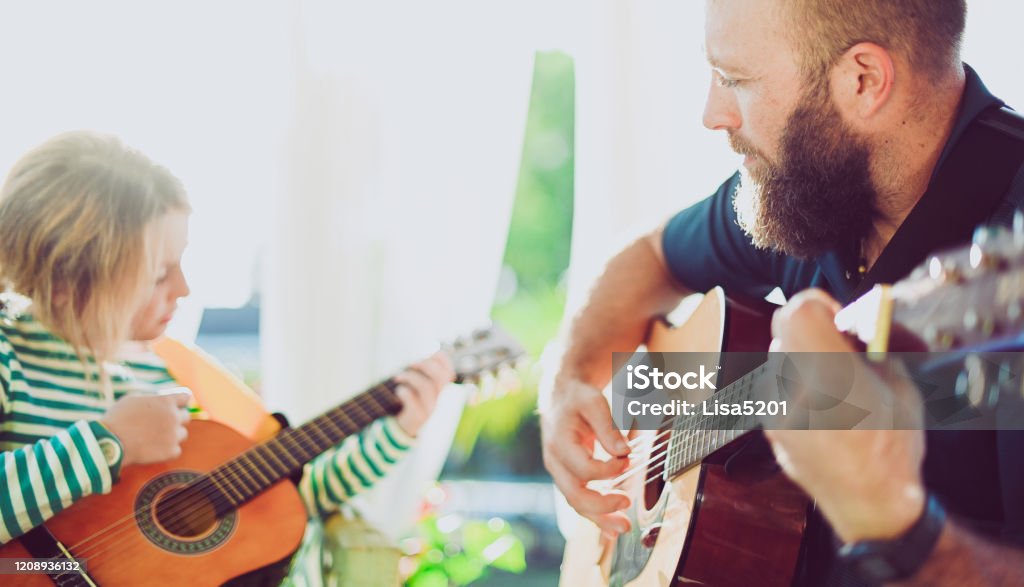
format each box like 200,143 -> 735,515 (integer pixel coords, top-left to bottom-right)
0,131 -> 190,365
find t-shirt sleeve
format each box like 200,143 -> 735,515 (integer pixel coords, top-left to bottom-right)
662,172 -> 782,299
297,416 -> 414,518
0,331 -> 123,544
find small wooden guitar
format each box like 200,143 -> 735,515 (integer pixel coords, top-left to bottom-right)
560,225 -> 1024,586
0,326 -> 524,586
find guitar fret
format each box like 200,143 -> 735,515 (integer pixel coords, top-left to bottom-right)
245,451 -> 274,486
209,468 -> 244,506
330,407 -> 362,435
275,431 -> 311,469
193,475 -> 234,516
230,458 -> 261,496
291,427 -> 321,463
305,420 -> 335,453
319,410 -> 349,439
259,444 -> 293,476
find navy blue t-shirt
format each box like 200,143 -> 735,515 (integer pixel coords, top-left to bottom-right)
661,65 -> 1024,583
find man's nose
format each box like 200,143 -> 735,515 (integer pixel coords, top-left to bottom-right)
703,81 -> 742,131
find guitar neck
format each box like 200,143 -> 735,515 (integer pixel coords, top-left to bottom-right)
664,363 -> 767,479
200,380 -> 402,515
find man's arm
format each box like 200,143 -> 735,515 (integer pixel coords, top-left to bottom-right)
557,226 -> 692,389
541,226 -> 691,535
898,522 -> 1024,586
769,291 -> 1024,586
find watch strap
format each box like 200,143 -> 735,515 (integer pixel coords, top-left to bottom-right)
838,493 -> 947,583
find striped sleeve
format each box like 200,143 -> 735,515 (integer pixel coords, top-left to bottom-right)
0,419 -> 121,544
297,416 -> 414,518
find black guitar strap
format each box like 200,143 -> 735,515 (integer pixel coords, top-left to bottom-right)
18,525 -> 97,586
850,105 -> 1024,299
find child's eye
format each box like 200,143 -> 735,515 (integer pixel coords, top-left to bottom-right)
717,75 -> 741,89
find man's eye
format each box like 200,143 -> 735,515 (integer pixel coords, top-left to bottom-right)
156,273 -> 169,284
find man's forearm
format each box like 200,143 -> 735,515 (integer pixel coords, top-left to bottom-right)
897,521 -> 1024,586
559,227 -> 690,388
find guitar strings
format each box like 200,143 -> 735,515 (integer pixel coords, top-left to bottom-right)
48,401 -> 371,580
593,419 -> 752,495
51,364 -> 760,578
590,368 -> 770,494
57,392 -> 380,565
47,388 -> 392,580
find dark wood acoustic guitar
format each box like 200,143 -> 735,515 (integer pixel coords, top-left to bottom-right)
0,326 -> 524,586
560,225 -> 1024,586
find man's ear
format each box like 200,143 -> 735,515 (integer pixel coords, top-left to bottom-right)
830,42 -> 895,122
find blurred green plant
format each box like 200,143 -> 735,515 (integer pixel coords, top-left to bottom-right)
448,50 -> 574,466
403,513 -> 526,587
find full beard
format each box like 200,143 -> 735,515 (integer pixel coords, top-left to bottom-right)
731,86 -> 879,260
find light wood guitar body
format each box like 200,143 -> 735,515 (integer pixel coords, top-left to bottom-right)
560,289 -> 809,587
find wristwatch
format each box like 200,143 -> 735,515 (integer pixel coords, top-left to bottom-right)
837,493 -> 947,584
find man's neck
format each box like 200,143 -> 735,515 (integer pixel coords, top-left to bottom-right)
862,67 -> 967,269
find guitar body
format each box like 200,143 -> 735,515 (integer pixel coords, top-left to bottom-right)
560,288 -> 809,586
1,420 -> 307,586
0,326 -> 526,586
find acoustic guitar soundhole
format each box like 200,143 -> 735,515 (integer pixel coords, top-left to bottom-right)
155,488 -> 218,538
643,426 -> 669,512
135,470 -> 237,554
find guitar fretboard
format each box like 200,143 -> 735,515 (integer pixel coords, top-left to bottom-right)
191,380 -> 403,515
664,363 -> 768,479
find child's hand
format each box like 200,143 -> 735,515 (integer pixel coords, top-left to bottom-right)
393,352 -> 455,437
100,390 -> 192,466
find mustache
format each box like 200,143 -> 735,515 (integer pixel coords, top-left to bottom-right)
727,132 -> 767,160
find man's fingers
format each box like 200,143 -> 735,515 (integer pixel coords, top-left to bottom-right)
771,289 -> 840,338
596,512 -> 632,537
579,396 -> 629,457
559,438 -> 629,481
547,457 -> 631,516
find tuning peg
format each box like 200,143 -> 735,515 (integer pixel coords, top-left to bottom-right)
971,226 -> 1010,271
923,325 -> 957,350
1008,300 -> 1023,323
928,256 -> 964,283
963,309 -> 979,331
955,354 -> 988,409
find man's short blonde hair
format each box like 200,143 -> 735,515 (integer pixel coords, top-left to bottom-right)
783,0 -> 967,83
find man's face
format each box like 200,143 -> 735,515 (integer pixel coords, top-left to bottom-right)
704,0 -> 878,259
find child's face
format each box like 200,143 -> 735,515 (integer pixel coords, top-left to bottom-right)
130,210 -> 191,341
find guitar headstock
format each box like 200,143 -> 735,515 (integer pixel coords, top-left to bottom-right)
444,324 -> 527,388
839,217 -> 1024,353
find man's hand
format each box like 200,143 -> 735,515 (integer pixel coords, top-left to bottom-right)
767,290 -> 927,543
541,377 -> 632,537
100,391 -> 192,466
393,352 -> 455,437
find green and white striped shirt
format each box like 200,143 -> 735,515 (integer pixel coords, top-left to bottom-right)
0,302 -> 413,544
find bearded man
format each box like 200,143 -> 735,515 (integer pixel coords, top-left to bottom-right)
541,0 -> 1024,584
